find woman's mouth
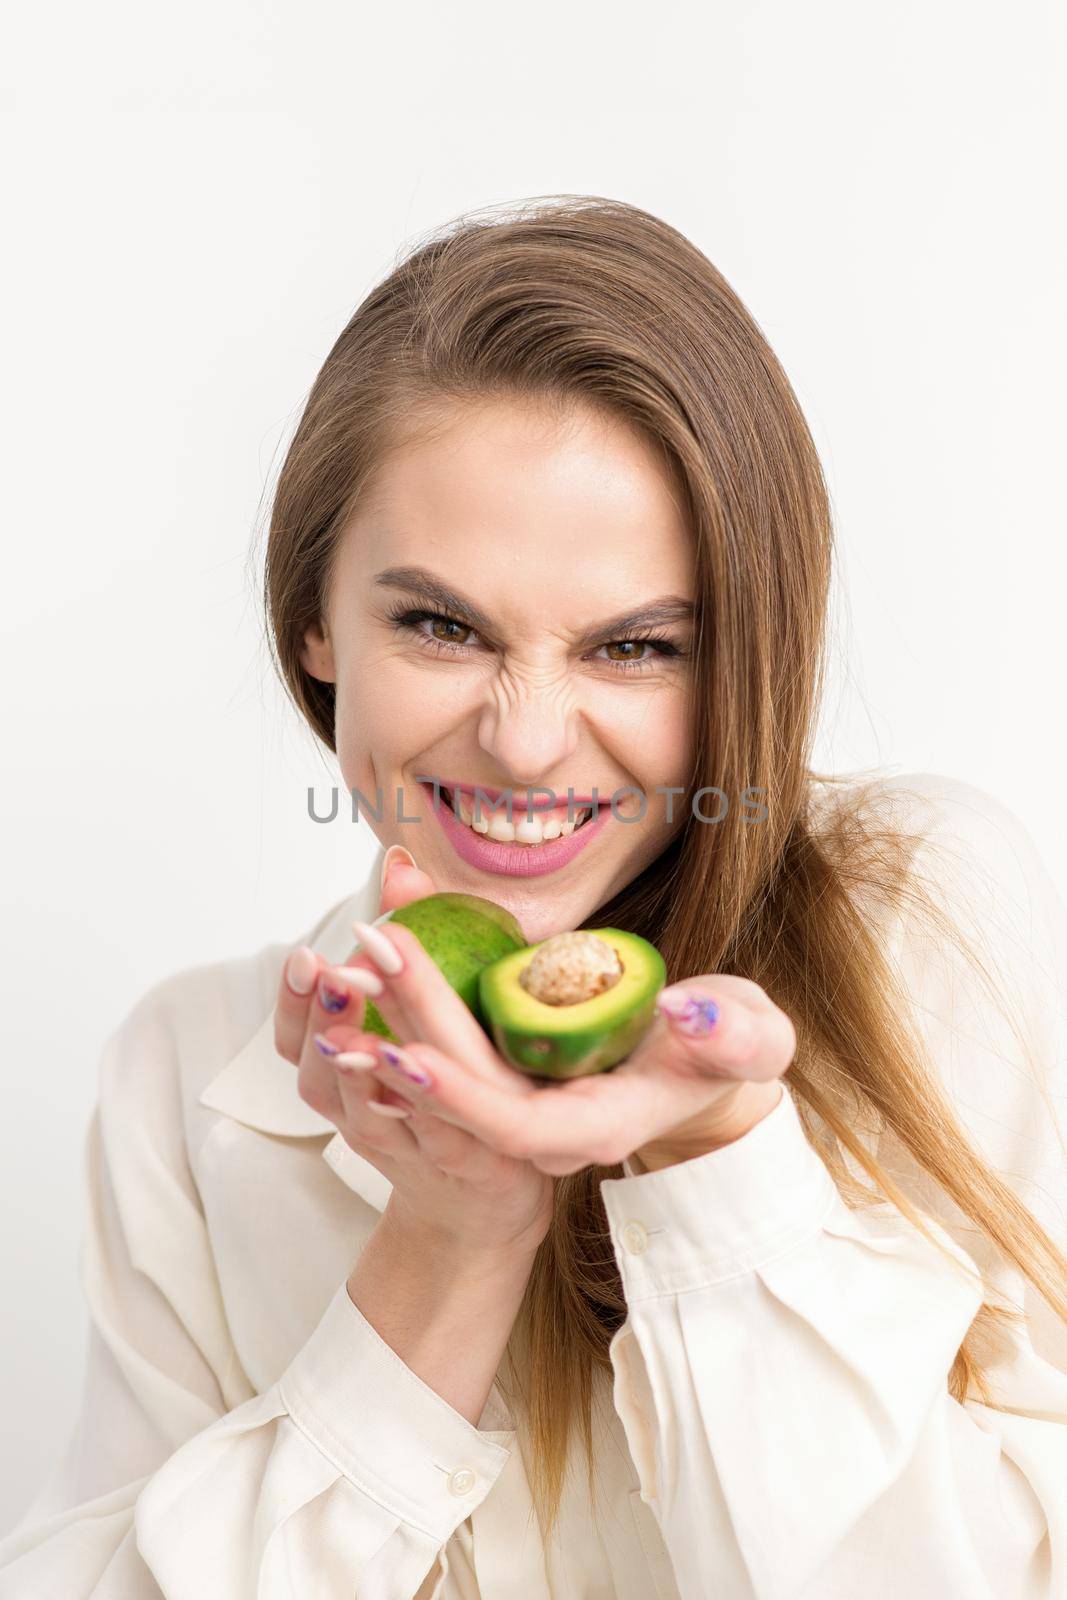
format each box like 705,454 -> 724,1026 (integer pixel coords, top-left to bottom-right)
438,786 -> 597,844
418,781 -> 613,878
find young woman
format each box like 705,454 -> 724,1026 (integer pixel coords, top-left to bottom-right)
2,196 -> 1065,1599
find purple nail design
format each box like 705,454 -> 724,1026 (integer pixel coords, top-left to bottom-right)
318,982 -> 349,1013
313,1033 -> 341,1057
657,995 -> 720,1036
378,1043 -> 434,1089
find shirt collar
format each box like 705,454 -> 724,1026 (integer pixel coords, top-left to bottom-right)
198,840 -> 395,1213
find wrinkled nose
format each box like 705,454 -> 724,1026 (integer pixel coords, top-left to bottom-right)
475,678 -> 581,791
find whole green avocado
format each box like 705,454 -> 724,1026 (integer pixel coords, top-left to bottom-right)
360,891 -> 526,1041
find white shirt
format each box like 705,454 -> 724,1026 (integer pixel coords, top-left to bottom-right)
1,770 -> 1065,1599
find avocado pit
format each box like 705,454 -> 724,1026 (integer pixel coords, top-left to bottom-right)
517,931 -> 624,1006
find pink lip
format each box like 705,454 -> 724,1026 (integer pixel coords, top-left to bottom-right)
419,781 -> 614,878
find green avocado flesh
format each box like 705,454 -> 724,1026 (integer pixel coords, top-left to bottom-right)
361,891 -> 526,1042
478,928 -> 667,1080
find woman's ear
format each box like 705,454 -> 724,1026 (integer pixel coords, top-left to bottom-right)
299,619 -> 336,683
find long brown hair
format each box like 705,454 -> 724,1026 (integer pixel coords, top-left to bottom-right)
262,195 -> 1067,1543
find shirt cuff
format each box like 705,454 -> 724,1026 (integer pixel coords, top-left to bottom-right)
277,1277 -> 514,1545
601,1082 -> 839,1299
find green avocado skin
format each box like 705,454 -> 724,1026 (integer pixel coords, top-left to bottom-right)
360,891 -> 526,1041
478,929 -> 667,1079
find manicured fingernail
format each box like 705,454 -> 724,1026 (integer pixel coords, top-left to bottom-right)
366,1099 -> 412,1119
352,920 -> 404,976
378,1041 -> 434,1089
656,992 -> 720,1035
659,985 -> 694,1011
333,1051 -> 378,1071
325,965 -> 384,998
284,946 -> 318,996
380,843 -> 417,896
317,981 -> 349,1013
313,1033 -> 341,1056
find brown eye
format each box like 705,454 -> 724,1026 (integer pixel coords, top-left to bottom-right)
603,640 -> 650,662
429,617 -> 472,645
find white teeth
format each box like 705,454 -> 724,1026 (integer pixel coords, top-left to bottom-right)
448,791 -> 491,834
449,790 -> 593,845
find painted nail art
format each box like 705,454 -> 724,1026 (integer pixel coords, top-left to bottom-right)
317,981 -> 349,1013
351,920 -> 404,976
333,1051 -> 378,1071
313,1033 -> 342,1057
378,1042 -> 434,1089
657,994 -> 721,1036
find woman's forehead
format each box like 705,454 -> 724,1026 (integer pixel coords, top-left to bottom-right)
357,398 -> 689,537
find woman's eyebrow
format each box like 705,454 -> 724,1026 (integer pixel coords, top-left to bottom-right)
373,567 -> 496,631
372,565 -> 694,645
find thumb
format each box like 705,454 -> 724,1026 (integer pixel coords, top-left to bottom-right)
652,980 -> 791,1084
378,843 -> 437,916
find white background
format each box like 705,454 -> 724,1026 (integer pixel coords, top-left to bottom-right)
2,0 -> 1064,1533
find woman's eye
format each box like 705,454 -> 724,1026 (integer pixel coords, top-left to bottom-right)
426,615 -> 474,646
594,636 -> 685,672
600,639 -> 653,664
386,609 -> 478,650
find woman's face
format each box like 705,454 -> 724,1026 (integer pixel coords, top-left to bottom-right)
301,396 -> 696,943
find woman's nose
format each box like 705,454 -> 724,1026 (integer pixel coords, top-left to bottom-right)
475,683 -> 581,788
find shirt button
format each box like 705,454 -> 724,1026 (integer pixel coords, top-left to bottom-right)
621,1220 -> 649,1254
447,1467 -> 477,1496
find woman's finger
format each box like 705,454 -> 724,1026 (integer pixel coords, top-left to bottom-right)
378,853 -> 438,916
647,976 -> 796,1083
286,849 -> 436,1061
354,921 -> 521,1086
368,1037 -> 618,1163
332,1049 -> 420,1162
330,1035 -> 511,1187
274,945 -> 325,1064
403,1099 -> 508,1184
295,967 -> 374,1121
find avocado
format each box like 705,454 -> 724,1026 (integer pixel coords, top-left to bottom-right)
478,928 -> 666,1079
360,891 -> 526,1042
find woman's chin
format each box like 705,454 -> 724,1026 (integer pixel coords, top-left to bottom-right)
506,892 -> 610,946
513,913 -> 570,945
413,840 -> 621,942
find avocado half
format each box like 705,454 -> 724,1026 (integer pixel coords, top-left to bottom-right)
361,891 -> 526,1042
478,928 -> 667,1079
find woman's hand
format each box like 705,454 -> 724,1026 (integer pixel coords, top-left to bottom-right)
351,925 -> 796,1177
273,854 -> 555,1257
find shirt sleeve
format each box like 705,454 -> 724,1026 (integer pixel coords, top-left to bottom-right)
0,979 -> 514,1599
600,776 -> 1067,1600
